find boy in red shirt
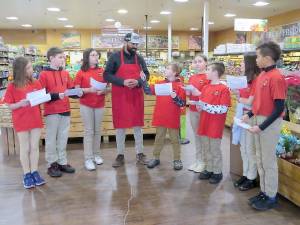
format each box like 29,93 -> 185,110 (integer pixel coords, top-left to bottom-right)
242,41 -> 287,211
39,47 -> 82,177
196,62 -> 231,184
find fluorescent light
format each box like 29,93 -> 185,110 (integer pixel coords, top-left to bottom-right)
253,1 -> 269,6
6,16 -> 18,20
58,17 -> 68,21
114,21 -> 122,28
174,0 -> 189,2
144,26 -> 152,29
64,25 -> 74,28
118,9 -> 128,14
105,18 -> 115,22
224,13 -> 236,17
150,20 -> 160,23
190,27 -> 199,31
208,21 -> 214,25
47,7 -> 60,12
160,11 -> 172,15
21,24 -> 32,27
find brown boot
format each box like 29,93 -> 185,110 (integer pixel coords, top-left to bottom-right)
112,154 -> 125,168
136,153 -> 148,165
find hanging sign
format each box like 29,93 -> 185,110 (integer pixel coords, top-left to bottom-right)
234,18 -> 268,32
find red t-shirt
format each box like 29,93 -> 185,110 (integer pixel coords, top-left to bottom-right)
239,78 -> 257,98
252,69 -> 287,116
198,83 -> 231,139
188,74 -> 209,112
4,80 -> 43,132
74,67 -> 105,108
152,79 -> 186,129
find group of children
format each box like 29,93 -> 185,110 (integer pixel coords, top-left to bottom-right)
3,41 -> 286,212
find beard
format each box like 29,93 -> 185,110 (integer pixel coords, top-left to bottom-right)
127,47 -> 137,55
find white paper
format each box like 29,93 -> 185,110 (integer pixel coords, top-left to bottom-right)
226,75 -> 247,90
26,89 -> 51,107
154,83 -> 172,96
26,89 -> 46,100
182,84 -> 195,91
90,78 -> 107,91
234,117 -> 252,129
65,88 -> 82,97
187,100 -> 203,106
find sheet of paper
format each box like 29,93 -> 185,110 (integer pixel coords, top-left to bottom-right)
182,84 -> 195,91
90,78 -> 107,91
26,88 -> 46,100
65,88 -> 82,97
154,83 -> 172,96
29,94 -> 51,107
226,75 -> 247,90
187,100 -> 203,106
234,117 -> 252,129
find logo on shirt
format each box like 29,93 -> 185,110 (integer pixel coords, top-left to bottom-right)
199,79 -> 204,84
263,79 -> 268,87
214,91 -> 220,96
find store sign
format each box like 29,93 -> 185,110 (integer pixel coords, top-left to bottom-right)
92,34 -> 124,49
62,33 -> 81,48
234,18 -> 268,32
188,36 -> 202,50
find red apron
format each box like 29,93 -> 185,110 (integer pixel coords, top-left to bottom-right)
111,51 -> 144,128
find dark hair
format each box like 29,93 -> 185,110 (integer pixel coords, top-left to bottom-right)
47,47 -> 64,61
209,62 -> 225,77
13,57 -> 33,88
81,48 -> 99,72
256,41 -> 281,62
244,54 -> 260,83
195,54 -> 208,62
169,63 -> 182,77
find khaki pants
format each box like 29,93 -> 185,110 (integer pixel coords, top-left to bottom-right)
80,105 -> 104,160
253,116 -> 282,197
45,114 -> 70,167
153,127 -> 181,160
17,128 -> 41,174
240,117 -> 257,180
116,127 -> 143,154
190,111 -> 204,165
200,136 -> 222,174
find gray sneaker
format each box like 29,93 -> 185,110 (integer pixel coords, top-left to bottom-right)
147,159 -> 160,169
112,154 -> 125,168
136,153 -> 148,165
173,160 -> 183,170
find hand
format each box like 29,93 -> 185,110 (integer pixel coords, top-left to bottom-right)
241,114 -> 249,123
191,88 -> 201,96
124,79 -> 137,88
96,90 -> 104,95
19,99 -> 30,107
140,71 -> 146,81
59,93 -> 65,100
249,125 -> 261,134
128,79 -> 138,88
231,89 -> 239,95
196,105 -> 202,112
170,91 -> 177,98
89,87 -> 97,93
185,90 -> 192,96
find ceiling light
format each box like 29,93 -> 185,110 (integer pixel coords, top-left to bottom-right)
118,9 -> 128,14
144,26 -> 152,29
21,24 -> 32,27
150,20 -> 160,23
160,11 -> 172,15
6,16 -> 18,20
253,1 -> 269,6
224,13 -> 236,17
105,18 -> 115,22
114,21 -> 122,28
47,7 -> 60,12
64,25 -> 74,28
190,27 -> 199,31
208,21 -> 214,25
58,17 -> 68,21
174,0 -> 189,2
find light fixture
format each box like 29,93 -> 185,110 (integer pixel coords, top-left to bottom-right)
208,21 -> 214,25
6,16 -> 18,20
150,20 -> 160,23
144,26 -> 152,29
105,18 -> 115,22
190,27 -> 199,31
118,9 -> 128,14
174,0 -> 189,2
253,1 -> 269,6
64,25 -> 74,28
160,11 -> 172,15
58,17 -> 68,21
47,7 -> 60,12
114,21 -> 122,28
21,24 -> 32,27
224,13 -> 236,17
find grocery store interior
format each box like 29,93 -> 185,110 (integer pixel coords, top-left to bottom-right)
1,0 -> 300,224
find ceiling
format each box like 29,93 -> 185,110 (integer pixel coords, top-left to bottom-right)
0,0 -> 300,32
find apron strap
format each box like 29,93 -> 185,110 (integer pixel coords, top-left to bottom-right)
120,50 -> 124,65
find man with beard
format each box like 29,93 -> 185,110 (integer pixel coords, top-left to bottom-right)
104,32 -> 150,167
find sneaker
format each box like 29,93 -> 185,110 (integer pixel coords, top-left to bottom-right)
136,153 -> 148,165
47,162 -> 63,177
248,192 -> 266,205
198,170 -> 213,180
147,159 -> 160,169
59,164 -> 76,173
94,156 -> 104,165
193,163 -> 206,173
209,173 -> 223,184
31,171 -> 46,186
239,179 -> 256,191
85,159 -> 96,171
234,176 -> 247,188
112,154 -> 125,168
188,162 -> 197,171
173,160 -> 183,170
251,195 -> 278,211
23,172 -> 35,189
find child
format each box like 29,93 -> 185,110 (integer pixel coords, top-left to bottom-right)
242,41 -> 287,211
186,54 -> 209,173
197,62 -> 231,184
39,47 -> 82,177
4,57 -> 46,188
143,63 -> 186,170
232,54 -> 260,191
74,48 -> 109,171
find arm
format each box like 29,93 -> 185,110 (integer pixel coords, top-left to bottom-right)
103,54 -> 125,86
137,56 -> 150,87
172,95 -> 186,107
7,99 -> 30,110
198,100 -> 229,114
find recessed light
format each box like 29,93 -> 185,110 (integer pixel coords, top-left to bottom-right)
64,25 -> 74,28
118,9 -> 128,14
208,21 -> 214,25
6,16 -> 18,20
21,24 -> 32,27
105,18 -> 115,22
190,27 -> 199,31
174,0 -> 189,2
160,11 -> 172,15
58,17 -> 68,21
253,1 -> 269,6
144,26 -> 152,29
47,7 -> 60,12
114,21 -> 122,28
150,20 -> 160,23
224,13 -> 236,17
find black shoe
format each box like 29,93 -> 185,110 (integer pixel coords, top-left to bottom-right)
147,159 -> 160,169
234,176 -> 247,188
59,164 -> 75,173
248,192 -> 266,205
209,173 -> 223,184
47,162 -> 63,177
112,154 -> 125,168
239,179 -> 256,191
251,195 -> 278,211
198,170 -> 213,180
136,153 -> 148,165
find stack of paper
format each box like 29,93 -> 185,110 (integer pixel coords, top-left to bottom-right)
226,75 -> 248,90
26,88 -> 51,107
154,83 -> 172,96
90,78 -> 107,91
65,88 -> 83,97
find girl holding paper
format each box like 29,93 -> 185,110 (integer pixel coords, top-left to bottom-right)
3,57 -> 46,189
74,48 -> 109,171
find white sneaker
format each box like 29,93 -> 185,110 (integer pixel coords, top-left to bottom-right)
193,163 -> 206,173
94,156 -> 104,165
85,159 -> 96,171
188,162 -> 198,171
